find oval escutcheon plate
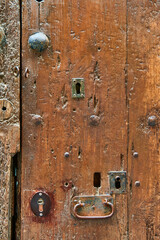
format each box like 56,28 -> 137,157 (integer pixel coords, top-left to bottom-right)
71,195 -> 114,219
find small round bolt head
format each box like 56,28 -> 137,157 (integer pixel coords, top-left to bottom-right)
64,152 -> 69,158
148,115 -> 157,127
135,181 -> 140,187
133,152 -> 138,158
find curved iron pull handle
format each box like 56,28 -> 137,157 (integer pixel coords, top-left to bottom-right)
73,199 -> 114,219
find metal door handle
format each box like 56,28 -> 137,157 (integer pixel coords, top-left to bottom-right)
71,195 -> 114,219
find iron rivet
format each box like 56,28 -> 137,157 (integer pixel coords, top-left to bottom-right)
89,115 -> 100,126
135,181 -> 140,187
133,152 -> 138,158
64,152 -> 69,158
39,192 -> 42,196
28,32 -> 49,52
148,115 -> 157,127
39,213 -> 43,217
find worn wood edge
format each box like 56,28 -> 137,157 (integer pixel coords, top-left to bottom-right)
0,1 -> 20,239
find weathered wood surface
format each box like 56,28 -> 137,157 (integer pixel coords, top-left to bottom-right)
21,0 -> 127,239
0,1 -> 20,239
128,1 -> 160,239
21,0 -> 160,239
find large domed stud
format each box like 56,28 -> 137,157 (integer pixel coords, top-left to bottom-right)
28,32 -> 49,52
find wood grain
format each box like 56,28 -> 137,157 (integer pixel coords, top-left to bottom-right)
128,1 -> 160,239
0,1 -> 20,239
21,0 -> 127,239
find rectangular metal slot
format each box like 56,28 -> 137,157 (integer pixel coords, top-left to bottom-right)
108,171 -> 127,194
72,78 -> 85,98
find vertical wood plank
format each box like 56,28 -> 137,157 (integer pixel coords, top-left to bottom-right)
22,1 -> 127,239
0,1 -> 20,239
128,1 -> 160,239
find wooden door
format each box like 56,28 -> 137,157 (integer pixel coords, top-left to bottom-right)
21,1 -> 160,240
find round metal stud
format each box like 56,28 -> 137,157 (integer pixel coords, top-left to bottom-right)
28,32 -> 49,52
89,115 -> 100,126
64,152 -> 70,158
133,152 -> 138,158
135,181 -> 140,187
148,115 -> 157,127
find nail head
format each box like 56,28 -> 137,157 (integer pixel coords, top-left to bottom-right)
148,115 -> 157,127
135,181 -> 140,187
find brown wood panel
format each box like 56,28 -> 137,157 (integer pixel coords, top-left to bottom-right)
21,1 -> 127,239
128,1 -> 160,239
0,1 -> 20,239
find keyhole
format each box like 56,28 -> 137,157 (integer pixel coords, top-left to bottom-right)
76,83 -> 81,94
37,198 -> 44,212
115,176 -> 121,189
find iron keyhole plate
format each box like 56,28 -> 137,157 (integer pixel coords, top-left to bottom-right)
30,192 -> 51,217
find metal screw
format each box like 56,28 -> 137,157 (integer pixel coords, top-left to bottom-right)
148,115 -> 157,127
64,152 -> 69,158
39,213 -> 43,217
133,152 -> 138,158
135,181 -> 140,187
39,192 -> 42,196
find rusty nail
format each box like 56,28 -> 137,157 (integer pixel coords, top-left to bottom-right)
148,115 -> 157,127
133,152 -> 138,158
135,181 -> 140,187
